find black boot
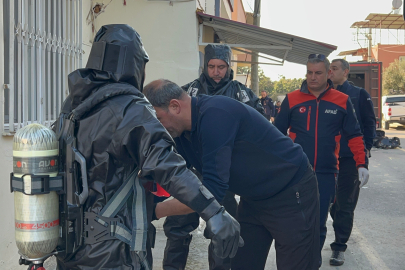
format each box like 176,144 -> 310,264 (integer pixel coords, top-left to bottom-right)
330,250 -> 345,266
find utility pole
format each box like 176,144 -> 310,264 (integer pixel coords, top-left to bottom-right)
251,0 -> 261,96
367,27 -> 372,62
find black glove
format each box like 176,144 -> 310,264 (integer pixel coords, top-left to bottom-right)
204,207 -> 244,259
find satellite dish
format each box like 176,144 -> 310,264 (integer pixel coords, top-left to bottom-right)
393,0 -> 402,9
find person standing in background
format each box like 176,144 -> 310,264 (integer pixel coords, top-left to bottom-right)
328,58 -> 376,266
274,54 -> 369,268
260,90 -> 275,122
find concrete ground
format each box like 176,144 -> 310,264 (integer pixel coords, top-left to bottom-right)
9,127 -> 405,270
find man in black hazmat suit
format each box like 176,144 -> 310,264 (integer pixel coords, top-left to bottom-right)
161,44 -> 263,270
56,24 -> 242,270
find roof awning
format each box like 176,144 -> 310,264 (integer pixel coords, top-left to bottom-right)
197,12 -> 337,66
338,48 -> 368,56
351,13 -> 405,29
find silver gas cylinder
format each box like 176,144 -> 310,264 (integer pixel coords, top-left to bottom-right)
13,123 -> 59,259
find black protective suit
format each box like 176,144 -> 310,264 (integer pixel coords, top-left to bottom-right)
56,25 -> 241,270
163,44 -> 262,270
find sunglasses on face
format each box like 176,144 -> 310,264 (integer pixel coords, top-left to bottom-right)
308,54 -> 326,61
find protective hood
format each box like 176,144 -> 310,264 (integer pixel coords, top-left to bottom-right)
203,44 -> 232,89
200,69 -> 235,95
68,24 -> 149,109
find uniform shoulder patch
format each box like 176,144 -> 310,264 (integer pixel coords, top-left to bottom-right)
240,90 -> 250,103
188,87 -> 199,97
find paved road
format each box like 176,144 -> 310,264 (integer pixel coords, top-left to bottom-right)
151,127 -> 405,270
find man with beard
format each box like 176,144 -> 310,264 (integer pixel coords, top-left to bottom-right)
183,44 -> 263,114
55,25 -> 242,270
161,44 -> 263,270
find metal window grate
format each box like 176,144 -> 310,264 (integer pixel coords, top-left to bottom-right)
3,0 -> 83,134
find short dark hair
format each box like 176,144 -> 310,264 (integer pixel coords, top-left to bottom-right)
332,58 -> 350,72
143,79 -> 185,109
307,56 -> 330,71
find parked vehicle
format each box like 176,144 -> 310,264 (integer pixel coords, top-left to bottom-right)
381,95 -> 405,129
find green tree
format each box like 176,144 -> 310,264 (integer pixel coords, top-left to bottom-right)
237,66 -> 251,75
383,59 -> 405,95
252,67 -> 304,100
268,75 -> 304,100
258,67 -> 274,94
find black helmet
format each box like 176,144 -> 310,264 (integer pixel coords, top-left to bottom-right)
86,24 -> 149,91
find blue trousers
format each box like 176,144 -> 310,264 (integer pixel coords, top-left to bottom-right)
316,173 -> 337,255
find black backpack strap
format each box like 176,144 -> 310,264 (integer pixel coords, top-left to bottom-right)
83,168 -> 150,269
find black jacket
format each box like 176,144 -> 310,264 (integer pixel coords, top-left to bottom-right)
56,25 -> 219,270
336,80 -> 376,157
260,96 -> 275,118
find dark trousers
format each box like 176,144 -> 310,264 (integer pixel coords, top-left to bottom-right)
162,191 -> 238,270
330,157 -> 360,252
231,166 -> 320,270
316,173 -> 337,258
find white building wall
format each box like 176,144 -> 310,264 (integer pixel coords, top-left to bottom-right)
90,0 -> 200,86
235,74 -> 251,88
220,0 -> 231,19
0,0 -> 199,268
198,0 -> 215,15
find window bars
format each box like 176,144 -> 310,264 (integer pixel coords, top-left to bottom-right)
3,0 -> 83,133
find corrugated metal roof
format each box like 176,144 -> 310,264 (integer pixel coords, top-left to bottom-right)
351,14 -> 405,30
338,48 -> 368,56
197,12 -> 337,65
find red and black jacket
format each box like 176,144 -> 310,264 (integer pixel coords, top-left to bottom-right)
274,80 -> 367,174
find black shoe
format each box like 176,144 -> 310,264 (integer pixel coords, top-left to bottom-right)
330,250 -> 345,266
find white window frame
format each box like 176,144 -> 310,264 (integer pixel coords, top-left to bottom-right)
2,0 -> 83,135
